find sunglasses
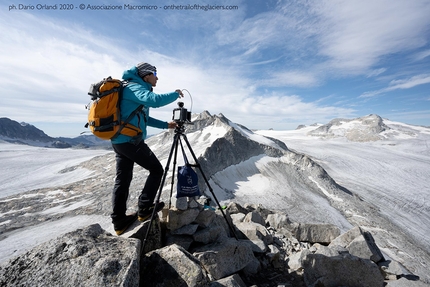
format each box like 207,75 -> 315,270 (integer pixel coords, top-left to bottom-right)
153,72 -> 157,77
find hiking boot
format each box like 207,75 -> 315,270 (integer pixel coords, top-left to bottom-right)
113,213 -> 137,235
138,202 -> 165,222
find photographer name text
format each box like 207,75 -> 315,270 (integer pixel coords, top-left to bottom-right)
8,3 -> 238,11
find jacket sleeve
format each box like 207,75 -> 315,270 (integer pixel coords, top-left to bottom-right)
129,85 -> 179,108
148,117 -> 168,129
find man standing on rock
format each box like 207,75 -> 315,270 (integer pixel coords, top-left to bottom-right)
111,62 -> 183,235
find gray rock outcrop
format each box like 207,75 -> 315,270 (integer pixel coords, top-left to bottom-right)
302,253 -> 384,286
0,224 -> 140,287
0,202 -> 425,286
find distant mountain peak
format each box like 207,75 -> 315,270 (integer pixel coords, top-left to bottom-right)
0,117 -> 52,142
307,114 -> 390,142
0,117 -> 110,149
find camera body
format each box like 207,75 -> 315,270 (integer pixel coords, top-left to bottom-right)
173,102 -> 191,124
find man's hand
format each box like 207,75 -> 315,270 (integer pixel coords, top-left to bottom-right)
168,121 -> 178,129
175,89 -> 184,98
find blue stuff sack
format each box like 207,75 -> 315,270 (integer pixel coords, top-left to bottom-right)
177,164 -> 200,198
176,141 -> 200,198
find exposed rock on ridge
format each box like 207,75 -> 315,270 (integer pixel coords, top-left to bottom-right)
0,201 -> 421,287
0,224 -> 141,287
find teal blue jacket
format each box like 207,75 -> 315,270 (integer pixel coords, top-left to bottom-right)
111,66 -> 179,144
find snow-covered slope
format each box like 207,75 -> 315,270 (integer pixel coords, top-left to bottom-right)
0,143 -> 110,198
257,114 -> 430,281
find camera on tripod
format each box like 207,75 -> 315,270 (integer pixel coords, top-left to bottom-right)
172,102 -> 191,124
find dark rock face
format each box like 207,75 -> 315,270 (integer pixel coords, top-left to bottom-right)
0,118 -> 53,142
0,117 -> 111,148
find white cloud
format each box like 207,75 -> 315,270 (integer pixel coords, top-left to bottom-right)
0,11 -> 135,124
367,68 -> 387,78
388,75 -> 430,90
360,74 -> 430,98
262,71 -> 320,88
310,0 -> 430,74
211,1 -> 430,86
413,49 -> 430,61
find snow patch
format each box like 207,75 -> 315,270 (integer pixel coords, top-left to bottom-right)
308,176 -> 343,202
38,199 -> 92,215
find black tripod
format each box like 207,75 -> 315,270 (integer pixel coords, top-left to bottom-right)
142,123 -> 238,252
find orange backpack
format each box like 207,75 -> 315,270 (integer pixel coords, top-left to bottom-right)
85,77 -> 143,140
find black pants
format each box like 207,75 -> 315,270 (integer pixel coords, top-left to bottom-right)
111,141 -> 164,221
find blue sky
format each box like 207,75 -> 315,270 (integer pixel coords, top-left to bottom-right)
1,0 -> 429,137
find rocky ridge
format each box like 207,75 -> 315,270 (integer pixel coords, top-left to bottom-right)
0,200 -> 423,286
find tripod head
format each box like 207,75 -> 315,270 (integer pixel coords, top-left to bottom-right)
174,122 -> 186,134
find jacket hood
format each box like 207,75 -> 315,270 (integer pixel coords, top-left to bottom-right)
122,66 -> 149,87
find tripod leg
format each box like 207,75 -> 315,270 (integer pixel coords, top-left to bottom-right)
142,132 -> 180,252
168,137 -> 180,209
181,133 -> 239,240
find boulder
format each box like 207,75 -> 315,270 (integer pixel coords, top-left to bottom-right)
123,216 -> 162,254
329,226 -> 384,263
173,196 -> 188,210
242,256 -> 261,275
225,202 -> 248,215
214,209 -> 235,237
0,224 -> 140,287
287,249 -> 311,271
141,244 -> 209,287
170,223 -> 199,236
209,273 -> 247,287
193,225 -> 227,244
235,222 -> 273,246
243,211 -> 266,226
230,213 -> 246,224
194,209 -> 217,228
241,238 -> 268,253
193,238 -> 255,280
167,208 -> 200,231
293,223 -> 340,244
302,253 -> 385,287
266,213 -> 292,230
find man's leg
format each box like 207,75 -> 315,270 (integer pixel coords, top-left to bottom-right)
111,144 -> 134,221
132,142 -> 164,209
112,141 -> 164,209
